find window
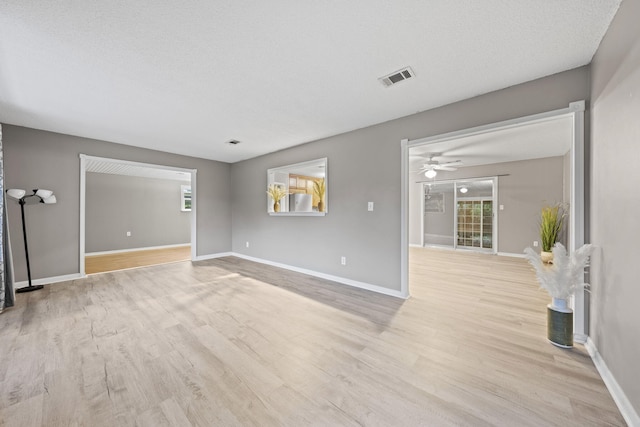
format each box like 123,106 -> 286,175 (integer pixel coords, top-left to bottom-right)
181,185 -> 191,211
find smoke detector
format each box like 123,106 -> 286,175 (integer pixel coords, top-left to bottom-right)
379,66 -> 415,87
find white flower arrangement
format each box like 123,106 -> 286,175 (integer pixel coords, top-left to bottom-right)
524,243 -> 594,300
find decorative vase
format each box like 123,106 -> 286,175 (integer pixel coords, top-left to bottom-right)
274,201 -> 280,212
547,297 -> 573,348
540,250 -> 553,264
318,200 -> 324,212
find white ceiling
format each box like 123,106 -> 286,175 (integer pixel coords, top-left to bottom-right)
410,114 -> 574,170
0,1 -> 620,163
85,157 -> 191,182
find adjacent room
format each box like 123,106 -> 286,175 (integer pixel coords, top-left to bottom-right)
82,157 -> 195,274
1,1 -> 638,426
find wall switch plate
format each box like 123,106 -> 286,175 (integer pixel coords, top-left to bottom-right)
367,202 -> 374,211
246,241 -> 250,248
126,231 -> 131,237
533,241 -> 539,247
341,256 -> 346,265
499,205 -> 504,210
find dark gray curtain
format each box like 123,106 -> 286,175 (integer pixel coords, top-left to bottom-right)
1,124 -> 15,312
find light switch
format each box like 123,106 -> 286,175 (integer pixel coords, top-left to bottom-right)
499,205 -> 504,211
368,202 -> 374,211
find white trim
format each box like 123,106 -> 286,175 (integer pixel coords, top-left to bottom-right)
194,252 -> 408,299
585,338 -> 640,427
231,253 -> 409,299
268,212 -> 326,217
409,243 -> 423,248
79,155 -> 86,276
496,252 -> 527,258
190,170 -> 197,261
85,243 -> 190,257
400,139 -> 410,298
570,101 -> 586,337
401,101 -> 586,330
15,273 -> 84,289
79,154 -> 198,273
193,252 -> 234,261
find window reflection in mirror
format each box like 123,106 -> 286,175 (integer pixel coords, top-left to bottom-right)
267,158 -> 327,214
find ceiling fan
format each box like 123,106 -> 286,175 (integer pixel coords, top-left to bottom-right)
414,153 -> 463,178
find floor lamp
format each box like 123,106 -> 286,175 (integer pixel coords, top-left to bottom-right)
5,188 -> 57,293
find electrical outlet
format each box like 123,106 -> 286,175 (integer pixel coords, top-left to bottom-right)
341,256 -> 346,266
533,241 -> 539,247
246,241 -> 250,248
126,231 -> 131,237
367,202 -> 374,211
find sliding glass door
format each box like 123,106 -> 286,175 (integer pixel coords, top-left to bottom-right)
423,177 -> 497,253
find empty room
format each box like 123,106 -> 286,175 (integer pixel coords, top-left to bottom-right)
1,1 -> 638,426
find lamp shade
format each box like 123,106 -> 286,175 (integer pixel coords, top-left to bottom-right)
34,189 -> 53,199
6,189 -> 26,200
42,195 -> 57,204
424,169 -> 437,179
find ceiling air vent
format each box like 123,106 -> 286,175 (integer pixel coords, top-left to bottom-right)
379,67 -> 415,87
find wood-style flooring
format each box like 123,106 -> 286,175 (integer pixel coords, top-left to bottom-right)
0,248 -> 625,426
85,246 -> 191,274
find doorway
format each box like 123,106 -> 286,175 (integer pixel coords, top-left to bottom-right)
401,101 -> 586,337
79,155 -> 197,275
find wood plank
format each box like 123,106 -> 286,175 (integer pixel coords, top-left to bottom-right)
0,248 -> 626,426
85,246 -> 191,274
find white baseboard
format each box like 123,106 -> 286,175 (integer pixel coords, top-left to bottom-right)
409,244 -> 423,248
86,243 -> 190,257
585,337 -> 640,427
192,252 -> 234,261
497,252 -> 527,258
222,252 -> 408,299
15,273 -> 85,289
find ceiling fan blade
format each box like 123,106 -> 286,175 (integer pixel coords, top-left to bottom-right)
441,160 -> 463,166
435,165 -> 457,171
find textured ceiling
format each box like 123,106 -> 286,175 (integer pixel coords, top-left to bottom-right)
410,114 -> 573,170
0,1 -> 620,163
85,157 -> 191,182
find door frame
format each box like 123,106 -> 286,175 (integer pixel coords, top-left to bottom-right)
79,154 -> 198,276
420,176 -> 498,253
401,100 -> 586,339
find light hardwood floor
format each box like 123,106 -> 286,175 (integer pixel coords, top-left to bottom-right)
0,248 -> 625,426
85,246 -> 192,274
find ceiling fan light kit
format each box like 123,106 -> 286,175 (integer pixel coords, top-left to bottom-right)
415,153 -> 463,179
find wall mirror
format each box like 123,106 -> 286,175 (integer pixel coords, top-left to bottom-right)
267,158 -> 327,216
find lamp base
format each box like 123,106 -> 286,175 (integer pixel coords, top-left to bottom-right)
17,285 -> 44,293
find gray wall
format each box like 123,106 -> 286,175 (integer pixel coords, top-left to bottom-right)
3,125 -> 231,282
590,0 -> 640,416
231,67 -> 589,292
85,173 -> 190,253
409,156 -> 566,254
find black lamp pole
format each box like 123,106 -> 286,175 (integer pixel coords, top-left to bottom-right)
17,196 -> 43,293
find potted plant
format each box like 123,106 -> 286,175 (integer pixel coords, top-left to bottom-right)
266,184 -> 287,212
539,203 -> 566,263
313,179 -> 326,212
524,243 -> 594,347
